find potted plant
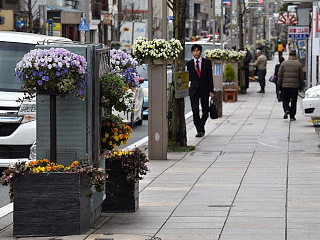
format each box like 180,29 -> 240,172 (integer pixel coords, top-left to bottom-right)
133,36 -> 183,64
100,72 -> 134,113
14,47 -> 88,100
101,114 -> 133,150
223,63 -> 238,102
109,49 -> 140,88
102,148 -> 149,212
0,158 -> 107,237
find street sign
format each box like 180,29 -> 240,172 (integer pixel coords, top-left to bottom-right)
288,26 -> 309,38
278,12 -> 297,25
124,27 -> 130,31
78,18 -> 90,31
174,71 -> 189,98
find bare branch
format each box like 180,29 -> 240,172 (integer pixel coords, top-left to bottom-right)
32,0 -> 38,10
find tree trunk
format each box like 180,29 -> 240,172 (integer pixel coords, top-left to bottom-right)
170,0 -> 187,147
28,0 -> 33,33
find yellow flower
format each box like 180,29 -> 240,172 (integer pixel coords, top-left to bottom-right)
102,138 -> 106,143
113,143 -> 116,148
104,133 -> 109,138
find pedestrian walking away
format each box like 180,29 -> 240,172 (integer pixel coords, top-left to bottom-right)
277,49 -> 304,121
277,40 -> 284,61
249,49 -> 267,93
242,47 -> 251,89
187,44 -> 214,137
273,57 -> 285,101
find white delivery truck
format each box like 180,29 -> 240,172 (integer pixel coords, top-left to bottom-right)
120,21 -> 147,54
0,31 -> 71,169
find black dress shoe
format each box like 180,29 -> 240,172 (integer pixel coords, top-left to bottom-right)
196,132 -> 203,137
284,110 -> 290,119
257,90 -> 265,93
290,117 -> 296,121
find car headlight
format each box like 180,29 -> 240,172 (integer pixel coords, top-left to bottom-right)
306,90 -> 320,99
19,102 -> 36,123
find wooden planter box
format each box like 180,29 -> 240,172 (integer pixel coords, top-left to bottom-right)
223,82 -> 238,102
102,160 -> 139,212
13,173 -> 90,237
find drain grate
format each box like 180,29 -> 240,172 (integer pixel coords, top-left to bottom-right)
208,205 -> 234,208
146,237 -> 162,240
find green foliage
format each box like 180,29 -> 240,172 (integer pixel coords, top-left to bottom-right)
167,141 -> 195,152
100,72 -> 134,112
224,63 -> 236,82
279,3 -> 293,12
106,148 -> 149,184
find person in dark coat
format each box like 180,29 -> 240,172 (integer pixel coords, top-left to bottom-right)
187,44 -> 214,137
242,47 -> 251,89
274,57 -> 285,101
278,49 -> 304,121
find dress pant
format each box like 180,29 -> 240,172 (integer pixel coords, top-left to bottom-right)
281,87 -> 299,118
258,69 -> 266,87
190,92 -> 209,133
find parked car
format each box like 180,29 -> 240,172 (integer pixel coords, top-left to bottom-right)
301,85 -> 320,119
135,64 -> 173,119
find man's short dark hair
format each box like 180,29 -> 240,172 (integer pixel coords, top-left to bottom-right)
289,49 -> 296,56
191,44 -> 202,52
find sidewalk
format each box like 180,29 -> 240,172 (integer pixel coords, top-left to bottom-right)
2,52 -> 320,240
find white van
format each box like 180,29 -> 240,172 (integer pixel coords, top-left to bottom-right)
0,31 -> 72,168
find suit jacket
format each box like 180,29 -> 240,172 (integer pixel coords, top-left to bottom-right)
187,58 -> 214,96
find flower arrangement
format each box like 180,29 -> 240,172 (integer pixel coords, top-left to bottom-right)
106,148 -> 149,184
228,50 -> 246,61
100,72 -> 134,112
133,36 -> 183,61
101,114 -> 133,150
256,39 -> 267,46
15,48 -> 88,100
204,49 -> 228,59
204,49 -> 245,61
0,158 -> 107,200
109,49 -> 140,88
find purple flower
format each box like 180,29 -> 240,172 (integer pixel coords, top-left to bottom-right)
42,76 -> 49,81
37,80 -> 43,85
32,71 -> 38,77
55,72 -> 61,76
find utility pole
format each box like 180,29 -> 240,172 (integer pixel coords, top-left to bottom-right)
85,0 -> 90,42
212,0 -> 215,47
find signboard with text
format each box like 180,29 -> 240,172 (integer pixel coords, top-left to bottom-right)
288,26 -> 309,38
174,72 -> 189,99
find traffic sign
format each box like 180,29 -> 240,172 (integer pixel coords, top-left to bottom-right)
78,19 -> 90,31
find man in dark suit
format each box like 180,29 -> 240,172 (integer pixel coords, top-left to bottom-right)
187,44 -> 214,137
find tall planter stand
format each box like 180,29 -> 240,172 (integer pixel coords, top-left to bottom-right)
102,160 -> 139,212
13,173 -> 90,237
